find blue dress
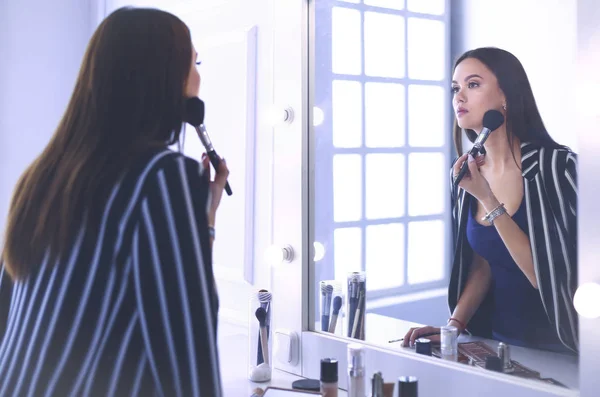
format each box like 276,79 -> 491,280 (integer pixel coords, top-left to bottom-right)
466,197 -> 568,353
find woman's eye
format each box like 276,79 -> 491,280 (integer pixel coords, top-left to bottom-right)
451,86 -> 459,93
468,81 -> 479,88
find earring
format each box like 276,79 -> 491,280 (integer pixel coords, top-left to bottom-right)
502,104 -> 507,111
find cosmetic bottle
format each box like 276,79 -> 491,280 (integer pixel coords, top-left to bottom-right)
320,358 -> 339,397
398,376 -> 418,397
347,343 -> 366,397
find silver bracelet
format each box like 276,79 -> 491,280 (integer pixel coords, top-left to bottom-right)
482,203 -> 506,225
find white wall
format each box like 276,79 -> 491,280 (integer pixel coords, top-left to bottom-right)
0,0 -> 97,239
452,0 -> 578,151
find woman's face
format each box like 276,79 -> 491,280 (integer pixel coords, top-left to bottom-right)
451,57 -> 506,133
185,45 -> 201,98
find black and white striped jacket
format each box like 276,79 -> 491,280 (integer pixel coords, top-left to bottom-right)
0,149 -> 222,396
448,141 -> 579,353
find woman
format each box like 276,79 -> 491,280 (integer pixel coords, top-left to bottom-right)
0,7 -> 228,396
403,47 -> 578,354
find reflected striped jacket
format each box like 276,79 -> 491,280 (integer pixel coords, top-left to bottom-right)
0,149 -> 222,396
448,141 -> 579,353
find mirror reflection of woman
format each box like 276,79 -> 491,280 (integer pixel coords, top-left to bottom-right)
404,47 -> 578,355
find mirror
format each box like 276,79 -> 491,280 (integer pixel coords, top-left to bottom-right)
309,0 -> 579,391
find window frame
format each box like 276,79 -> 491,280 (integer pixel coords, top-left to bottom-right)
311,0 -> 453,305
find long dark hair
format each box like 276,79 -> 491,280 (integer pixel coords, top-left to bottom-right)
1,7 -> 193,279
452,47 -> 564,156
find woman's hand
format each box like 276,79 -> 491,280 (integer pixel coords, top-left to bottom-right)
453,153 -> 492,202
401,326 -> 441,347
202,153 -> 229,227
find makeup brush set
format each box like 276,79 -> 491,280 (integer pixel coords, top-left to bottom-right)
346,272 -> 366,340
249,289 -> 273,382
319,281 -> 344,336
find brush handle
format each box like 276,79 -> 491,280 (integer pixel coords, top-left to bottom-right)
259,326 -> 269,365
347,299 -> 358,337
321,315 -> 330,332
351,309 -> 361,338
256,325 -> 270,365
328,313 -> 338,333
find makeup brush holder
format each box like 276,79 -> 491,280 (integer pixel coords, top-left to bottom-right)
248,289 -> 273,382
346,272 -> 366,340
319,280 -> 345,337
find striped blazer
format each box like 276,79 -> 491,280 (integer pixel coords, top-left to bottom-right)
448,141 -> 579,353
0,149 -> 222,396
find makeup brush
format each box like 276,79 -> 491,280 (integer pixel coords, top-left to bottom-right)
388,331 -> 441,343
320,284 -> 333,332
256,290 -> 272,365
255,307 -> 269,365
351,290 -> 364,339
347,278 -> 359,337
328,296 -> 343,333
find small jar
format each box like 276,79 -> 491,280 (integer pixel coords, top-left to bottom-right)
440,325 -> 458,361
320,358 -> 339,397
398,376 -> 418,397
248,290 -> 273,382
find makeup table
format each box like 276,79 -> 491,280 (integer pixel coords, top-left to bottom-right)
365,313 -> 578,390
219,322 -> 348,396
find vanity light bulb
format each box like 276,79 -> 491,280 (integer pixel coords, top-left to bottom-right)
313,242 -> 325,262
574,282 -> 600,319
267,107 -> 281,127
313,107 -> 324,126
265,245 -> 285,266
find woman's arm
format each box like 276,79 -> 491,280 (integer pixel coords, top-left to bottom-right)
0,263 -> 14,341
132,155 -> 222,397
448,251 -> 492,330
454,153 -> 538,289
479,194 -> 538,288
404,252 -> 491,346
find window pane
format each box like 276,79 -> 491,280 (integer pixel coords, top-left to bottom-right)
408,153 -> 445,216
334,227 -> 362,281
333,154 -> 362,222
407,18 -> 445,80
365,12 -> 405,78
366,223 -> 405,290
366,154 -> 405,219
338,0 -> 360,3
407,0 -> 445,15
408,85 -> 445,147
407,220 -> 445,284
365,82 -> 405,148
333,80 -> 363,148
364,0 -> 405,10
332,7 -> 362,75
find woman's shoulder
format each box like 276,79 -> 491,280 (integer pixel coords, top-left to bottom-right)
117,149 -> 207,201
132,148 -> 204,181
522,142 -> 577,168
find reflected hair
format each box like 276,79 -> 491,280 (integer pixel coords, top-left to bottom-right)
452,47 -> 565,158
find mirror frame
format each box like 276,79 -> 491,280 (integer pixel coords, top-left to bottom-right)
270,1 -> 600,396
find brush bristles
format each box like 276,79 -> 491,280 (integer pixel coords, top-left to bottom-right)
321,283 -> 334,294
258,291 -> 272,303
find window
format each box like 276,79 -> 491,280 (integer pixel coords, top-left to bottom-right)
313,0 -> 451,302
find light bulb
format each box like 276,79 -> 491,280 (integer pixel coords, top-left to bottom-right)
265,245 -> 284,266
313,107 -> 324,126
574,282 -> 600,319
313,242 -> 325,262
265,245 -> 295,266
